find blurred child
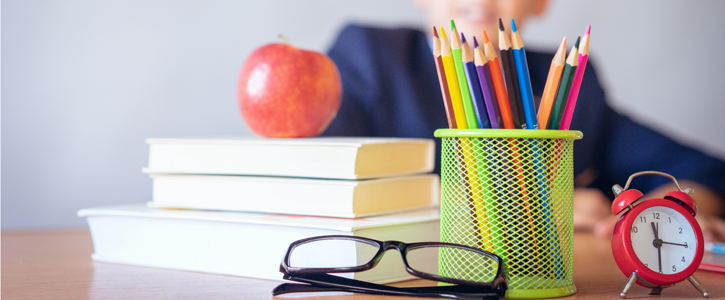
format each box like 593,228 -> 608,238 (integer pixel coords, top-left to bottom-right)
322,0 -> 725,241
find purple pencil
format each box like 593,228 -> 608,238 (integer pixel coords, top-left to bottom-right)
473,37 -> 502,129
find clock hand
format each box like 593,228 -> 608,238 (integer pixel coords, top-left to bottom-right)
662,241 -> 688,247
651,222 -> 662,272
658,246 -> 662,273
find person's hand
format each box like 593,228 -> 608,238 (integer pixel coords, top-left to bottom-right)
696,214 -> 725,242
572,188 -> 613,232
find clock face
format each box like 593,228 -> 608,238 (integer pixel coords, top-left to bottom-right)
629,206 -> 698,275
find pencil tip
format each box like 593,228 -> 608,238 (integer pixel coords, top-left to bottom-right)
450,19 -> 456,30
511,19 -> 518,32
460,32 -> 466,44
498,18 -> 505,31
482,30 -> 490,44
560,36 -> 567,47
473,36 -> 479,48
440,27 -> 447,38
575,36 -> 581,48
433,26 -> 438,38
585,25 -> 591,35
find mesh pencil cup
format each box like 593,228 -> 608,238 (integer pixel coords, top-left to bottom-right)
434,129 -> 583,299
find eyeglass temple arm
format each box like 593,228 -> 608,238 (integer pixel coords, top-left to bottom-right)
275,273 -> 501,300
273,282 -> 503,298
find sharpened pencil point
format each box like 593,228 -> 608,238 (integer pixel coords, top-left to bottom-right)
460,32 -> 466,44
575,36 -> 581,48
450,19 -> 456,30
482,30 -> 490,44
585,25 -> 591,35
473,36 -> 479,48
440,27 -> 447,38
511,19 -> 518,32
498,18 -> 504,31
433,26 -> 438,38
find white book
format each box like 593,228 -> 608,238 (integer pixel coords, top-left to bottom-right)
78,204 -> 440,283
148,173 -> 440,218
143,137 -> 435,180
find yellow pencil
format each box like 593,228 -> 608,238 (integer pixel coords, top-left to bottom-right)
440,27 -> 468,129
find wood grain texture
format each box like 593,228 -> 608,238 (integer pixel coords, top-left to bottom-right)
2,231 -> 724,300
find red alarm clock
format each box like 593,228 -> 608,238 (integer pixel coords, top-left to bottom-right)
610,171 -> 709,298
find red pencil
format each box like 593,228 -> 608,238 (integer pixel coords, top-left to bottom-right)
433,27 -> 457,129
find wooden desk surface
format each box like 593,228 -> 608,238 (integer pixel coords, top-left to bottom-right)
2,231 -> 723,300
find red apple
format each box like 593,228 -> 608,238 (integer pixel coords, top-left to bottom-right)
237,43 -> 342,138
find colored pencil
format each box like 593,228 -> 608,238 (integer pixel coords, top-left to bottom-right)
560,25 -> 591,130
510,19 -> 538,129
498,19 -> 525,129
548,37 -> 579,130
473,35 -> 506,253
537,36 -> 567,129
461,33 -> 491,129
473,37 -> 501,129
461,33 -> 496,252
482,29 -> 515,129
433,27 -> 457,129
450,20 -> 479,129
440,27 -> 469,129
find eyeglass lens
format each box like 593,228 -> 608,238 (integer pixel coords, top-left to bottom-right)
289,239 -> 380,268
407,246 -> 498,283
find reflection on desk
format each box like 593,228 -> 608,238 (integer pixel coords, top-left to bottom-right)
2,231 -> 723,300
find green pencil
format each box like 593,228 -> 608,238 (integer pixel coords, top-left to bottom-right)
548,37 -> 580,130
451,20 -> 479,129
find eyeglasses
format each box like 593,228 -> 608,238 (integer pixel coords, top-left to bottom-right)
272,235 -> 507,300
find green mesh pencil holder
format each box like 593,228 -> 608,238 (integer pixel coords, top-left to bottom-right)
434,129 -> 583,299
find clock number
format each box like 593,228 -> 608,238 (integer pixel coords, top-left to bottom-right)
632,226 -> 638,233
679,227 -> 683,234
652,212 -> 660,219
668,217 -> 671,223
672,265 -> 677,272
681,256 -> 686,262
640,216 -> 646,223
684,242 -> 688,248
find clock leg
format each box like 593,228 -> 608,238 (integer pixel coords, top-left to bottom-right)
620,272 -> 638,298
687,275 -> 710,298
648,287 -> 662,295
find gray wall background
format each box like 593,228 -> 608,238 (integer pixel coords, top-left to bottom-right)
3,0 -> 725,230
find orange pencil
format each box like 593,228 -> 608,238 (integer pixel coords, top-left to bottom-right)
482,30 -> 515,129
433,27 -> 457,129
537,36 -> 567,129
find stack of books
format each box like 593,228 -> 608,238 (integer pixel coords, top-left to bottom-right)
79,137 -> 441,283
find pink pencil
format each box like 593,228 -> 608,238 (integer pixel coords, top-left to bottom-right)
559,25 -> 590,130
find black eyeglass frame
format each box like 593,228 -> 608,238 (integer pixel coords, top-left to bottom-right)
279,235 -> 506,289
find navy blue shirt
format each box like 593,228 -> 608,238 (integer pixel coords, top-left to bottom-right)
323,24 -> 725,200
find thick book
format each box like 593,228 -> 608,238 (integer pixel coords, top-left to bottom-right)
143,137 -> 435,179
147,173 -> 440,218
78,204 -> 440,283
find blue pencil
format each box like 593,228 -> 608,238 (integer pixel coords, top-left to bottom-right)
510,19 -> 538,130
461,33 -> 491,129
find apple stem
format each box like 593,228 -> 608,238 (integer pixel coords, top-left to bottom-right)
278,34 -> 292,46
